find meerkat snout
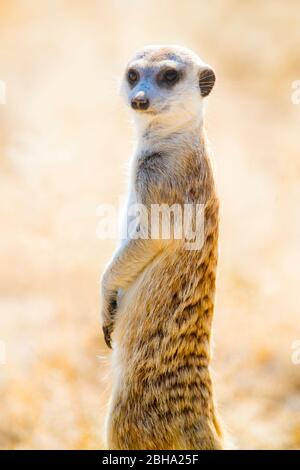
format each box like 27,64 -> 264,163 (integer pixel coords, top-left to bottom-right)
131,91 -> 150,111
122,45 -> 216,120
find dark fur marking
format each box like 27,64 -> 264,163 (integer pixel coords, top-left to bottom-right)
199,68 -> 216,97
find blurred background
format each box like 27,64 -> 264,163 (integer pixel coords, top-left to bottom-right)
0,0 -> 299,449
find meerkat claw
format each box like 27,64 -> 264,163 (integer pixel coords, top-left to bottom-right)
102,325 -> 112,349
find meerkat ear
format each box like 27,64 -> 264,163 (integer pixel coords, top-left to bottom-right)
199,67 -> 216,97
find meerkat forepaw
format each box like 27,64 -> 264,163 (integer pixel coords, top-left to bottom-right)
102,323 -> 113,349
100,278 -> 118,348
101,297 -> 116,348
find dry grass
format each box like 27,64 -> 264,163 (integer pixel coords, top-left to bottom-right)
0,0 -> 299,449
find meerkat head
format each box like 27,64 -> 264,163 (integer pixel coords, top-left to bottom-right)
121,45 -> 215,131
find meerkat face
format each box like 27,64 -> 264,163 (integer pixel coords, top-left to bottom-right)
121,45 -> 215,126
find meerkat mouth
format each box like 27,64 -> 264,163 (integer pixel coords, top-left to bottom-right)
134,108 -> 157,115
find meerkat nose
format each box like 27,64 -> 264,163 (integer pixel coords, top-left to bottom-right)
131,92 -> 150,111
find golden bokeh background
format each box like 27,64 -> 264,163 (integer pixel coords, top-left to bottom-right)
0,0 -> 299,449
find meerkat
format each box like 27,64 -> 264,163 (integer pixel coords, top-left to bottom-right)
101,45 -> 223,450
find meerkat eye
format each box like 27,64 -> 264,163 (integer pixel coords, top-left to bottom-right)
127,69 -> 139,86
164,69 -> 178,83
157,68 -> 180,88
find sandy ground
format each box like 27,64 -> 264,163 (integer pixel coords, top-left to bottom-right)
0,0 -> 299,449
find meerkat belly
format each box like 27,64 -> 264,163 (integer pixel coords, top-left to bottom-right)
108,245 -> 220,450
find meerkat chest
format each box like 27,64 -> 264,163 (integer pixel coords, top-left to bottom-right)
134,152 -> 182,205
136,152 -> 167,181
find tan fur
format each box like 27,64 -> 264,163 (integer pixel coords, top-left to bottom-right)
101,45 -> 223,450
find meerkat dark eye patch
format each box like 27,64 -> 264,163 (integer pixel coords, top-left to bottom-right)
157,68 -> 182,88
199,68 -> 216,97
127,68 -> 139,87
